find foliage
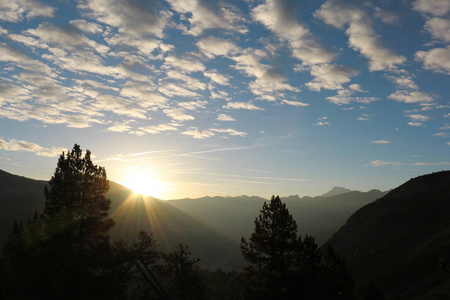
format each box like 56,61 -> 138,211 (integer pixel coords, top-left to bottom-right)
240,195 -> 353,299
118,230 -> 205,300
0,144 -> 127,300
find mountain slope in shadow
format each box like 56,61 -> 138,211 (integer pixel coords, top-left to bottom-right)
326,171 -> 450,299
108,182 -> 241,269
0,170 -> 240,269
167,190 -> 387,246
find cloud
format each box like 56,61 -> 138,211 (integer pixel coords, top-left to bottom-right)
369,160 -> 403,166
196,36 -> 240,58
433,132 -> 449,137
0,138 -> 66,157
211,128 -> 247,137
408,114 -> 429,122
106,122 -> 133,132
424,17 -> 450,42
232,50 -> 298,98
0,0 -> 54,22
223,102 -> 264,111
281,100 -> 309,107
0,42 -> 53,75
94,94 -> 147,119
413,161 -> 450,166
30,23 -> 107,54
203,70 -> 230,85
252,0 -> 335,64
70,19 -> 104,35
358,114 -> 370,121
78,0 -> 171,38
413,0 -> 450,17
304,64 -> 360,91
372,140 -> 391,144
163,108 -> 195,121
416,46 -> 450,75
178,100 -> 208,111
314,117 -> 330,126
387,75 -> 419,90
135,123 -> 180,135
217,114 -> 235,121
166,0 -> 246,36
158,83 -> 200,98
164,55 -> 205,73
315,1 -> 405,71
182,128 -> 215,139
326,89 -> 379,105
388,90 -> 433,103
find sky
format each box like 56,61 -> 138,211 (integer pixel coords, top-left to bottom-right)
0,0 -> 449,200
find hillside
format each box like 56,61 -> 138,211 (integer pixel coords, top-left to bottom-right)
0,168 -> 386,270
0,170 -> 47,244
326,171 -> 450,299
168,189 -> 387,246
0,171 -> 238,269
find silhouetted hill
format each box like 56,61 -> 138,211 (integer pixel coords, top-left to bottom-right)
107,182 -> 241,269
0,170 -> 239,269
322,186 -> 352,197
0,169 -> 386,270
0,170 -> 47,244
326,171 -> 450,299
167,190 -> 387,246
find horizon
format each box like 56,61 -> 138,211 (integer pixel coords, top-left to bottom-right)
1,166 -> 394,200
0,0 -> 449,200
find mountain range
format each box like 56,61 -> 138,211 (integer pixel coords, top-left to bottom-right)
0,168 -> 385,269
1,168 -> 449,299
326,171 -> 450,299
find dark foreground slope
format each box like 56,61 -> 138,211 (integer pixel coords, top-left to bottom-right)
0,170 -> 47,244
0,170 -> 239,269
168,189 -> 387,246
327,171 -> 450,299
107,182 -> 241,269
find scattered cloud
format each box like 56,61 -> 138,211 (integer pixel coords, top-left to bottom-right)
304,64 -> 360,91
413,0 -> 450,17
281,100 -> 309,107
314,117 -> 330,126
315,1 -> 405,71
182,127 -> 215,139
408,114 -> 429,122
369,160 -> 403,167
416,46 -> 450,75
252,0 -> 335,65
167,0 -> 247,36
0,138 -> 66,157
389,90 -> 433,104
372,140 -> 391,144
217,114 -> 235,121
223,102 -> 264,111
413,161 -> 450,166
0,0 -> 55,22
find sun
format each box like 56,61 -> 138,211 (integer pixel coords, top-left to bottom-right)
120,170 -> 168,199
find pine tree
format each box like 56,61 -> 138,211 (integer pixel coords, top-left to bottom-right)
240,195 -> 354,300
1,144 -> 125,300
162,243 -> 205,300
240,195 -> 299,300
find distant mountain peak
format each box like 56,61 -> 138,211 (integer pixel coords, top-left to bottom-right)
322,186 -> 352,197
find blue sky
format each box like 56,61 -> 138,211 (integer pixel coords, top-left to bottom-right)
0,0 -> 449,200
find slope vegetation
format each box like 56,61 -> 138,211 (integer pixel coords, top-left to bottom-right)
327,171 -> 450,299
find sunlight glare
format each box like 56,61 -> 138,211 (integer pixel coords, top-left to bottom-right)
121,170 -> 168,199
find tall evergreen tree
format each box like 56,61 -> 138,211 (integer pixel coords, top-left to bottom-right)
240,195 -> 353,300
1,144 -> 126,300
240,195 -> 298,300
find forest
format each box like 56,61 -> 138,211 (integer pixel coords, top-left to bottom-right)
1,144 -> 449,299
